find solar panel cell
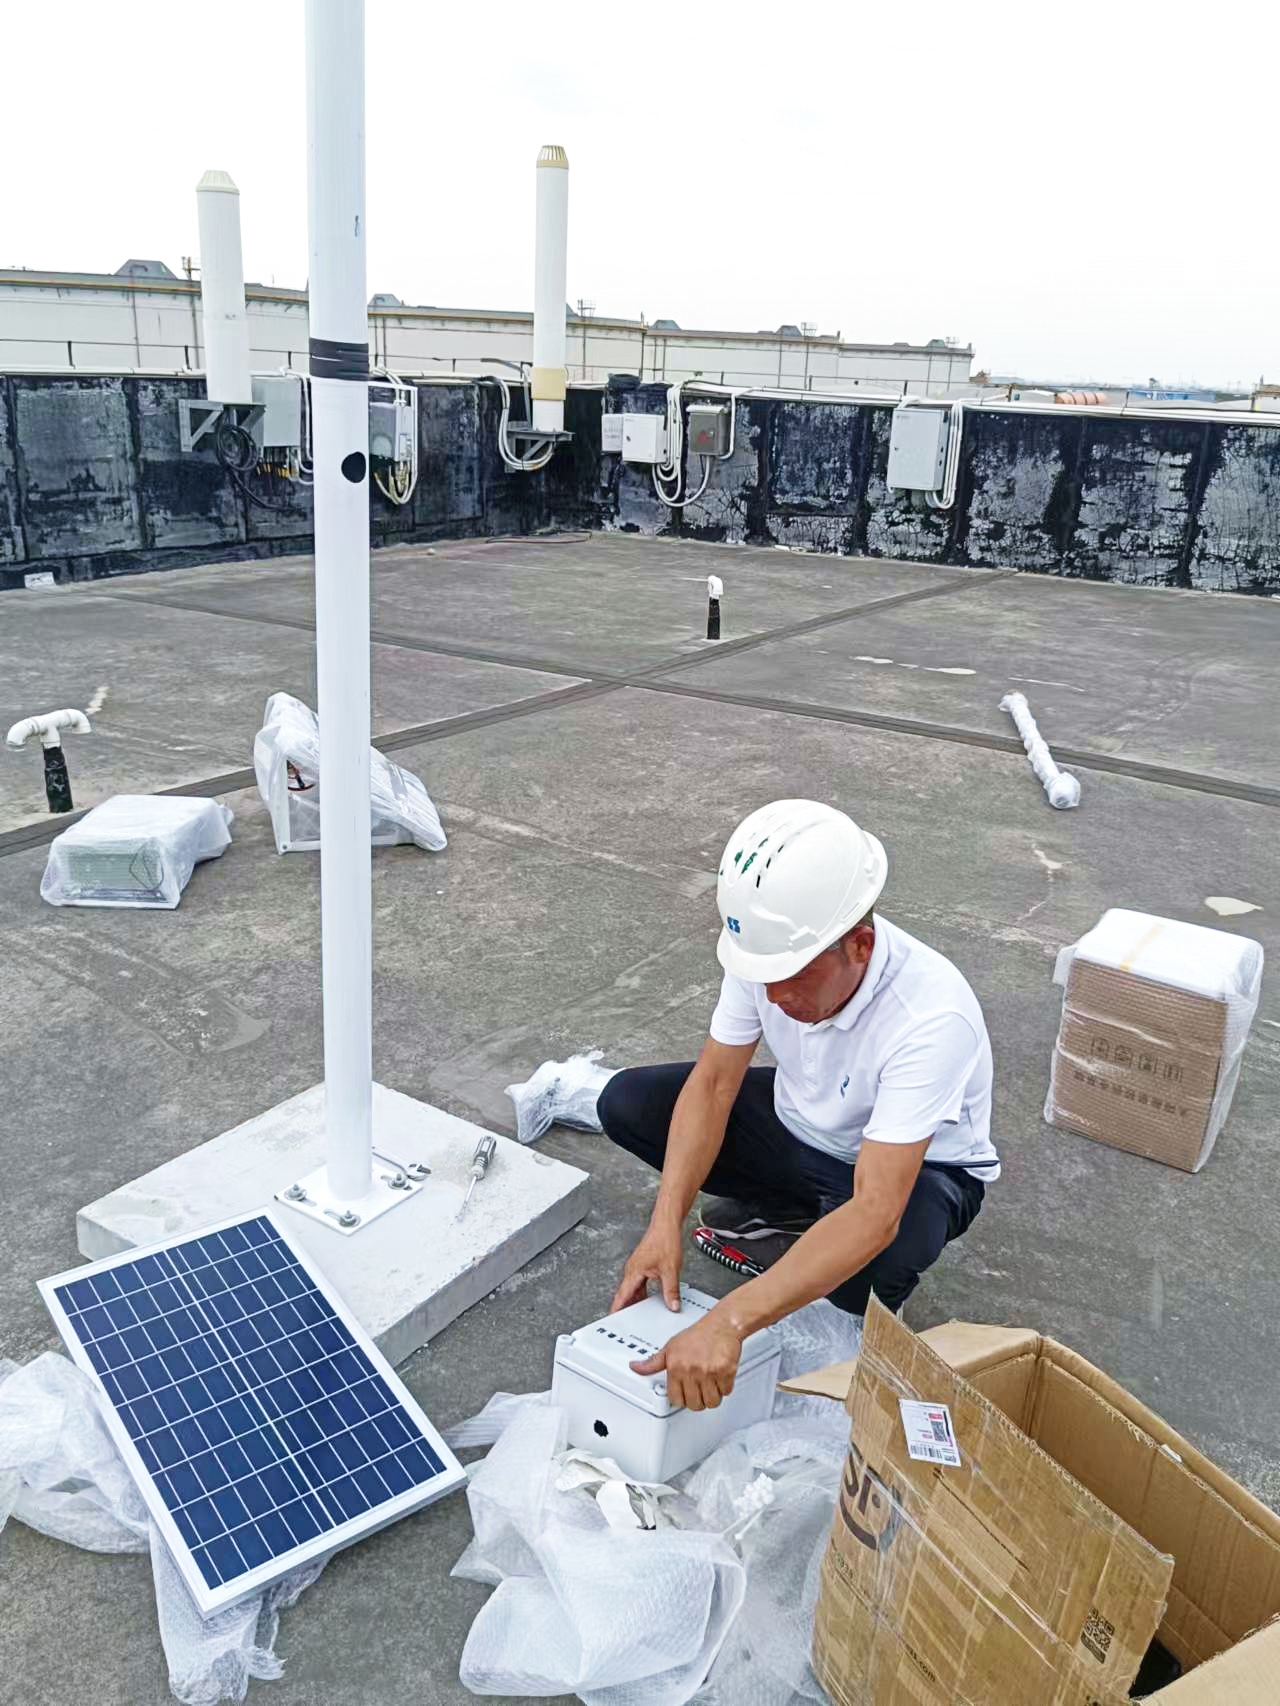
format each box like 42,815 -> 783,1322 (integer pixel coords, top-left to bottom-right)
41,1210 -> 464,1613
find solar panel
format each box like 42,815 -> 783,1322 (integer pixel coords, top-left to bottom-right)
39,1210 -> 466,1614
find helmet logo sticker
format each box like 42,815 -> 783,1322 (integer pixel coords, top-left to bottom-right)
726,917 -> 742,934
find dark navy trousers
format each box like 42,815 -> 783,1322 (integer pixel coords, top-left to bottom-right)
597,1062 -> 985,1315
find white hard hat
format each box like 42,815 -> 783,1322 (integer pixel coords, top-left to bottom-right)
715,800 -> 887,983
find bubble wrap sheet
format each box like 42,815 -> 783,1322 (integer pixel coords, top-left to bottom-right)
0,1354 -> 323,1704
446,1301 -> 861,1705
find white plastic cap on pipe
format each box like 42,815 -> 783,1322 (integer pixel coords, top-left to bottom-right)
707,575 -> 724,600
532,144 -> 569,436
196,169 -> 253,405
6,709 -> 91,750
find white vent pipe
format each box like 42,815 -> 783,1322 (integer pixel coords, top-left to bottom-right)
531,145 -> 569,435
6,708 -> 91,750
195,170 -> 252,405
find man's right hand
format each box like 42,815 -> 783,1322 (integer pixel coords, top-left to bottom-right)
610,1218 -> 683,1313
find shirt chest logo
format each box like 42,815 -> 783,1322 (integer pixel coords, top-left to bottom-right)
839,1075 -> 850,1098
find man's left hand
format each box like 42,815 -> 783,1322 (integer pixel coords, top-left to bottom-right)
630,1312 -> 744,1412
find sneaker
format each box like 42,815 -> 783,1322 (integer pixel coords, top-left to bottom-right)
698,1197 -> 816,1243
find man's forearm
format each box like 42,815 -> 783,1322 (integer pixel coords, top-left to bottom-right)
651,1078 -> 733,1228
712,1200 -> 897,1337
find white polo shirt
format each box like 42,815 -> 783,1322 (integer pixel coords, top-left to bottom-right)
709,915 -> 999,1179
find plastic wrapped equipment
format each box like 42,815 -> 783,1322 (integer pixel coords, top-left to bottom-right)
41,795 -> 233,909
1045,908 -> 1264,1172
252,692 -> 446,854
504,1052 -> 618,1145
999,690 -> 1080,809
447,1300 -> 860,1705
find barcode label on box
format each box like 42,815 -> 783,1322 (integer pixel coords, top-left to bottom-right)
898,1400 -> 961,1468
1080,1606 -> 1115,1664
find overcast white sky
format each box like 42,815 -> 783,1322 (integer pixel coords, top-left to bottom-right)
6,2 -> 1275,386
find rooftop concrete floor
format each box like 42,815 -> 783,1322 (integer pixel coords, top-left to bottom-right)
1,533 -> 1277,1704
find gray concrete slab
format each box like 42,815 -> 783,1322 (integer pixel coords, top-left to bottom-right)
660,570 -> 1280,788
1,533 -> 1278,1706
0,585 -> 580,829
79,1082 -> 590,1367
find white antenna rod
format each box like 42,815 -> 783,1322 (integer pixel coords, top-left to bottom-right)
305,0 -> 373,1205
195,170 -> 252,404
531,145 -> 569,435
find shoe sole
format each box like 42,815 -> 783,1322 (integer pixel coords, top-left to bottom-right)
697,1218 -> 812,1242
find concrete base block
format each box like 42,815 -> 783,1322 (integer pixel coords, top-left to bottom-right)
77,1083 -> 590,1366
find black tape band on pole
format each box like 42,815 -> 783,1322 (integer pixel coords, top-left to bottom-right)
309,337 -> 370,381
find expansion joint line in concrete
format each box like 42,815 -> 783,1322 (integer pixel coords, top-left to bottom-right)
3,568 -> 1274,860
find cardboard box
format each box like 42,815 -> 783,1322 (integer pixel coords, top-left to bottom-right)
785,1306 -> 1280,1705
1045,909 -> 1263,1172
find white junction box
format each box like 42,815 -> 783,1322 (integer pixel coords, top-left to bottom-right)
621,412 -> 668,465
887,404 -> 949,491
250,373 -> 302,448
551,1284 -> 782,1483
368,383 -> 416,463
601,413 -> 624,453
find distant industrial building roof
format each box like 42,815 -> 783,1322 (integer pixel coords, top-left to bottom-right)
0,265 -> 973,358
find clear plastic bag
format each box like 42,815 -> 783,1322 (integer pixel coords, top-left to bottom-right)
40,795 -> 233,909
0,1353 -> 321,1704
504,1052 -> 618,1145
252,692 -> 446,854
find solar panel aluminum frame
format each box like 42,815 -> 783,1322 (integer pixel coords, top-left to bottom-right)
39,1210 -> 467,1616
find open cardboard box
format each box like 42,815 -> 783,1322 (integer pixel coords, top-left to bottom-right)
783,1304 -> 1280,1703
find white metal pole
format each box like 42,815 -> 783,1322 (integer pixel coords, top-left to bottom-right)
305,0 -> 373,1204
531,145 -> 569,435
195,170 -> 252,405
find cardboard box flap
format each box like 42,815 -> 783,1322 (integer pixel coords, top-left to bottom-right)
1150,1616 -> 1280,1702
915,1321 -> 1041,1380
778,1323 -> 1040,1404
778,1358 -> 860,1403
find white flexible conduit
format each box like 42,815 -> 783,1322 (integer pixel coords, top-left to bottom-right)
495,376 -> 555,473
652,383 -> 738,509
371,366 -> 419,506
